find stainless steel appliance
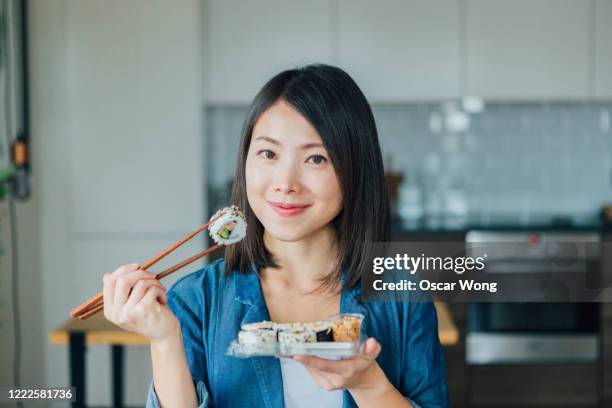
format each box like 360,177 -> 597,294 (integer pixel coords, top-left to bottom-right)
465,230 -> 601,365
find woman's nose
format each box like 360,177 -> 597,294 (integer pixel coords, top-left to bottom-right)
272,163 -> 301,194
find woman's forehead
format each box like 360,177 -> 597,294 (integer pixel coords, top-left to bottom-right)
252,100 -> 323,147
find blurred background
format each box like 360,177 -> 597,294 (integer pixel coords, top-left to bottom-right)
1,0 -> 612,407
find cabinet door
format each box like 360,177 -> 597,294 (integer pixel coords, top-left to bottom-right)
206,0 -> 333,104
595,0 -> 612,98
465,0 -> 591,99
337,0 -> 461,102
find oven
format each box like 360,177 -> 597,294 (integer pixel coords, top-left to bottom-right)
465,230 -> 601,365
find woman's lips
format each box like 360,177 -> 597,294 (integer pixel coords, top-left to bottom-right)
268,202 -> 311,217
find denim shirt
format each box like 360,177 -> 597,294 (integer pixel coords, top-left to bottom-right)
146,259 -> 449,408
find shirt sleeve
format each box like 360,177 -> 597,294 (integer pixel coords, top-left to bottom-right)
401,301 -> 449,408
407,398 -> 422,408
146,379 -> 210,408
145,280 -> 211,407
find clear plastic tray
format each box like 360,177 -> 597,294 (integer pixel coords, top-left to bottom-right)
226,313 -> 366,359
226,336 -> 366,359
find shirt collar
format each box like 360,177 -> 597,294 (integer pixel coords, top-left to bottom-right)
233,262 -> 265,306
341,267 -> 363,299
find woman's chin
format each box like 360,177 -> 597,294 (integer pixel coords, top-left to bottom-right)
265,230 -> 307,243
262,223 -> 313,243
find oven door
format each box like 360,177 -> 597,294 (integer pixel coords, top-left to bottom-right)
466,302 -> 600,364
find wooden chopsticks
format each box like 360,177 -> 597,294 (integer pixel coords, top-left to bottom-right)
71,213 -> 226,320
75,244 -> 222,320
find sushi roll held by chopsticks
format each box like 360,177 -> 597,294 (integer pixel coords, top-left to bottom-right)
209,205 -> 247,245
70,205 -> 248,320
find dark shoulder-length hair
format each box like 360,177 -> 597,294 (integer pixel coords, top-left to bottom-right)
224,63 -> 390,292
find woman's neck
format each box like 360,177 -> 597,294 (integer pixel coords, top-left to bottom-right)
261,225 -> 340,293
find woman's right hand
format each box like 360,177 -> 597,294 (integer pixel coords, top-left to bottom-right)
103,263 -> 179,342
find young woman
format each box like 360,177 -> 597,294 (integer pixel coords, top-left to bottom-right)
102,64 -> 448,408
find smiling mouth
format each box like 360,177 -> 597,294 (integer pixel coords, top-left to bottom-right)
268,202 -> 311,217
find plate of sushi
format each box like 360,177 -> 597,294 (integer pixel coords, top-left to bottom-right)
226,313 -> 366,359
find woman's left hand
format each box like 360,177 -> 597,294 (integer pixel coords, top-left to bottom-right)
293,337 -> 389,393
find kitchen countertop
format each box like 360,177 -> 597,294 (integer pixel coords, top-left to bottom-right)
49,313 -> 148,345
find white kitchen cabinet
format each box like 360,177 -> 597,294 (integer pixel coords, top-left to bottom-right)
465,0 -> 591,99
205,0 -> 333,104
595,0 -> 612,98
336,0 -> 461,102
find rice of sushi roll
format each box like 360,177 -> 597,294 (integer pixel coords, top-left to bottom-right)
273,322 -> 303,332
209,205 -> 247,245
238,329 -> 277,353
238,329 -> 276,345
278,330 -> 315,344
241,321 -> 275,331
278,330 -> 316,354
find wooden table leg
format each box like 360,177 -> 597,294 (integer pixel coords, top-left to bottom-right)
69,332 -> 86,408
112,345 -> 124,408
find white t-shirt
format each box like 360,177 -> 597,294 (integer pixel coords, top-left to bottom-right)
280,357 -> 343,408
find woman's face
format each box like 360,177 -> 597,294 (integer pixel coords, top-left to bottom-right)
245,99 -> 343,242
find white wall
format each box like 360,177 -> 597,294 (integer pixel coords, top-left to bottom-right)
29,0 -> 207,405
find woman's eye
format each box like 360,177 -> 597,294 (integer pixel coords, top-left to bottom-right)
258,150 -> 276,159
307,154 -> 327,165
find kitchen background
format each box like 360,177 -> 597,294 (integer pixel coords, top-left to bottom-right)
208,101 -> 612,229
1,0 -> 612,407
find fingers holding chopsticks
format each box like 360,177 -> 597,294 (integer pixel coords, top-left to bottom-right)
102,263 -> 140,314
102,263 -> 178,341
137,284 -> 169,315
125,278 -> 167,309
113,267 -> 156,310
104,263 -> 156,318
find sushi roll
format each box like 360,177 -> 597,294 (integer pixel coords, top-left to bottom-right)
278,330 -> 316,344
209,205 -> 247,245
238,329 -> 277,353
241,320 -> 275,331
305,321 -> 334,342
278,330 -> 316,354
273,322 -> 303,332
238,329 -> 276,344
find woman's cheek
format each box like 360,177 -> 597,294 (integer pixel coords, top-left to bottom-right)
245,160 -> 266,194
248,177 -> 275,224
315,170 -> 342,202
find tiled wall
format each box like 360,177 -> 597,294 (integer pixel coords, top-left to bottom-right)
206,106 -> 248,212
206,101 -> 612,227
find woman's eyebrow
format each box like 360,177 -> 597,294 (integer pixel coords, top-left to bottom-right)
253,136 -> 280,145
300,142 -> 324,149
253,135 -> 323,149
